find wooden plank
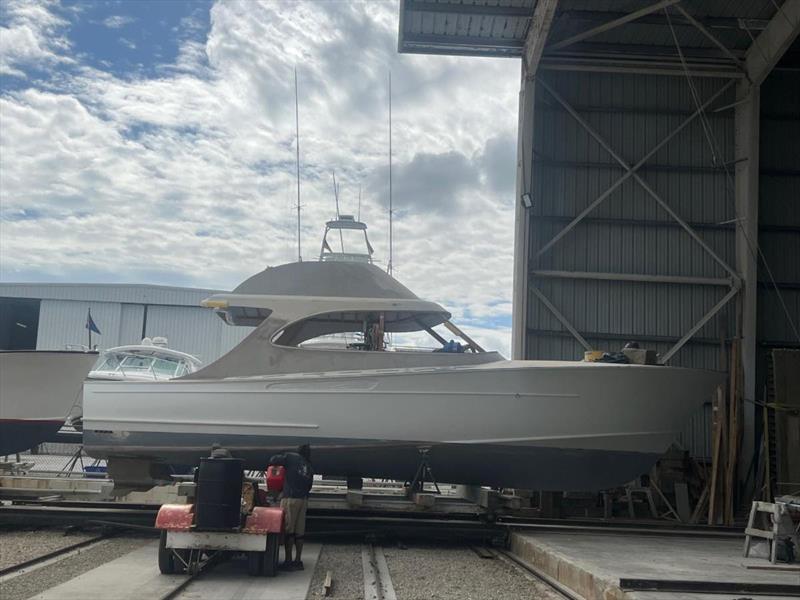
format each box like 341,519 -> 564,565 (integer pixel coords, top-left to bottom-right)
724,339 -> 740,525
690,483 -> 709,524
744,527 -> 775,539
674,482 -> 691,523
708,385 -> 724,524
323,570 -> 333,596
745,563 -> 800,572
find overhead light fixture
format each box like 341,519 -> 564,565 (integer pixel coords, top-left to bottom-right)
15,322 -> 27,328
521,193 -> 533,209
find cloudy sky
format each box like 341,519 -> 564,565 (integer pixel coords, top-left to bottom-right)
0,0 -> 521,355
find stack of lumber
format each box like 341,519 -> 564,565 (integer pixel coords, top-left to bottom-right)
706,339 -> 742,526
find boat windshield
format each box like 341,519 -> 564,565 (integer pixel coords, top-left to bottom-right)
275,311 -> 484,353
96,353 -> 189,377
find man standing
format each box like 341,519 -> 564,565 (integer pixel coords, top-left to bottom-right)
268,444 -> 313,570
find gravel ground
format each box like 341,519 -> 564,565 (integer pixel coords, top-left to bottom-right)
0,529 -> 97,571
0,535 -> 151,600
382,543 -> 564,600
306,543 -> 364,600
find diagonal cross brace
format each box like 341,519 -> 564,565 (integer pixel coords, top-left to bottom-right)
548,0 -> 680,51
529,77 -> 742,362
530,286 -> 591,350
534,77 -> 735,260
535,77 -> 740,283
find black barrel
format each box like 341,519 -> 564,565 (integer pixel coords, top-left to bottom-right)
195,457 -> 244,530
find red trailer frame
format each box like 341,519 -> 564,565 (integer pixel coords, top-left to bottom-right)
155,503 -> 284,576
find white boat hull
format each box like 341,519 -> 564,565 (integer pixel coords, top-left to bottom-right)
83,360 -> 722,490
0,351 -> 98,455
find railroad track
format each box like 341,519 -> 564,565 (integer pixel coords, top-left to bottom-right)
1,499 -> 743,537
0,533 -> 110,581
362,544 -> 397,600
491,547 -> 582,600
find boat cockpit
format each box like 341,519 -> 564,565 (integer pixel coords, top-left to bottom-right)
188,262 -> 502,379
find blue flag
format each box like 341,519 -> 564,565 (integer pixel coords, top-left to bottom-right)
86,309 -> 101,335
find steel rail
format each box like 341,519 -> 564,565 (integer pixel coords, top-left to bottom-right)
362,544 -> 397,600
492,548 -> 581,600
0,533 -> 109,579
0,499 -> 747,543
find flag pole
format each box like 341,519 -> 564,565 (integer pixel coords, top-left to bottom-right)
88,308 -> 92,349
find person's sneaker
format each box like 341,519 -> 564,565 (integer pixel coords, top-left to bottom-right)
292,560 -> 304,570
278,561 -> 294,571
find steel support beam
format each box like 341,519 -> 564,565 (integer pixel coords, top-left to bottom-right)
399,33 -> 524,57
404,0 -> 533,18
672,5 -> 745,70
744,0 -> 800,86
512,65 -> 533,360
734,80 -> 760,486
534,77 -> 735,267
531,270 -> 733,287
523,0 -> 559,72
548,0 -> 680,51
557,10 -> 769,32
660,283 -> 740,363
513,2 -> 559,360
539,61 -> 743,78
530,287 -> 591,351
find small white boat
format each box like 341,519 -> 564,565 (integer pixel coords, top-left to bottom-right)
88,337 -> 201,382
0,350 -> 98,455
67,338 -> 200,431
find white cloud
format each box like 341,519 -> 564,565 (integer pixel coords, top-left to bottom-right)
102,15 -> 135,29
0,0 -> 71,76
0,0 -> 520,353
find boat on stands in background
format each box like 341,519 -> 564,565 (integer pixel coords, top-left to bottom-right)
67,337 -> 200,431
87,337 -> 201,382
0,350 -> 98,456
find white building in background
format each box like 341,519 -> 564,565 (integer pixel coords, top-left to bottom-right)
0,283 -> 252,363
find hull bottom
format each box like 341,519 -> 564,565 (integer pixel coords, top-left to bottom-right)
0,419 -> 64,456
86,431 -> 660,491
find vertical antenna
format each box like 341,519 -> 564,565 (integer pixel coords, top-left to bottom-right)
388,71 -> 393,276
357,185 -> 362,222
294,67 -> 302,262
332,171 -> 344,252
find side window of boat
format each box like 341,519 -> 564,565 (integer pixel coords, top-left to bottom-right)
153,358 -> 179,377
101,355 -> 120,370
121,355 -> 151,370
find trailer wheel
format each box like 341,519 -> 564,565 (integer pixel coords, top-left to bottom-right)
158,530 -> 175,575
263,534 -> 279,577
247,551 -> 263,576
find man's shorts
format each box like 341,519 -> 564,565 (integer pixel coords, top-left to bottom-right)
280,497 -> 308,536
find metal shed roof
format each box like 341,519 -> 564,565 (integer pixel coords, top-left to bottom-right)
0,282 -> 224,307
398,0 -> 798,74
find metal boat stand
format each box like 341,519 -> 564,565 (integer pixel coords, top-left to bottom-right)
407,447 -> 441,495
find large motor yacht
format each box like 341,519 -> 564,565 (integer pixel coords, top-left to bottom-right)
82,259 -> 722,491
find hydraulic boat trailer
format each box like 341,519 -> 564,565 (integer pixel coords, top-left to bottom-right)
155,459 -> 286,577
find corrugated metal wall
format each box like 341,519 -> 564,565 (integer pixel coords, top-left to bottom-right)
527,72 -> 736,364
0,284 -> 252,364
758,69 -> 800,341
757,69 -> 800,389
525,71 -> 739,457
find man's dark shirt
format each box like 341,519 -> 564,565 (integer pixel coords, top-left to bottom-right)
269,452 -> 313,498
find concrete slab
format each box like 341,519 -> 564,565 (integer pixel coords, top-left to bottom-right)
510,531 -> 800,600
31,542 -> 188,600
175,543 -> 321,600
